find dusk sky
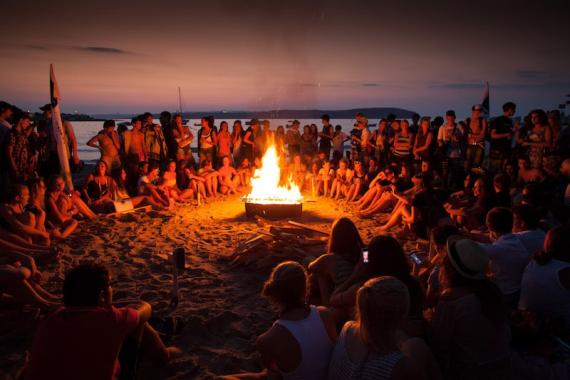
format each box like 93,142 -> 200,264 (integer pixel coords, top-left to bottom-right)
1,0 -> 569,117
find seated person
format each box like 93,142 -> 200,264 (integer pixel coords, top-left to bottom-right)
330,235 -> 424,330
137,162 -> 171,208
446,178 -> 492,231
288,154 -> 307,191
183,165 -> 208,203
82,161 -> 116,214
28,178 -> 77,239
428,237 -> 510,379
479,207 -> 531,307
25,263 -> 178,380
492,173 -> 512,208
198,159 -> 219,198
358,165 -> 413,218
236,157 -> 253,189
345,160 -> 366,203
223,261 -> 336,380
316,161 -> 334,197
330,159 -> 353,201
512,204 -> 545,256
0,185 -> 51,245
305,161 -> 320,195
162,160 -> 194,202
329,276 -> 439,380
0,250 -> 59,310
111,168 -> 165,211
518,225 -> 570,326
443,174 -> 475,211
46,175 -> 97,225
379,174 -> 445,239
308,217 -> 363,306
355,167 -> 395,212
217,156 -> 241,195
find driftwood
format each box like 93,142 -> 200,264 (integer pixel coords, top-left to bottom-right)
287,221 -> 329,236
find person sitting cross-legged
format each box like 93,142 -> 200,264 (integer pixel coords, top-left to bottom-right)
25,263 -> 179,380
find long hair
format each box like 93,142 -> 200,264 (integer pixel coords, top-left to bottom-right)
356,276 -> 409,354
327,217 -> 363,264
440,255 -> 507,327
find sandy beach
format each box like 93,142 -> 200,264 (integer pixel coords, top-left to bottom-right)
0,194 -> 425,379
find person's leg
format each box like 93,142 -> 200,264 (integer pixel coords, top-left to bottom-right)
59,219 -> 79,238
378,206 -> 404,231
0,267 -> 55,309
73,197 -> 97,220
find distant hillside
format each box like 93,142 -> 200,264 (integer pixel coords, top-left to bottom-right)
93,107 -> 417,120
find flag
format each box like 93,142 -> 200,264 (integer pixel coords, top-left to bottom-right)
481,81 -> 490,116
49,64 -> 74,190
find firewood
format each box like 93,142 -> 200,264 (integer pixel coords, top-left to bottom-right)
287,221 -> 329,236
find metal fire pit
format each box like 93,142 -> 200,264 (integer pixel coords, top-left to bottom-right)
245,202 -> 303,219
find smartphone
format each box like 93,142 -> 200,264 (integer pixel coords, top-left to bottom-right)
409,251 -> 424,266
361,247 -> 369,263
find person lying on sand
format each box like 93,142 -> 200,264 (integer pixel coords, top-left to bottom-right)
25,263 -> 179,380
222,261 -> 337,380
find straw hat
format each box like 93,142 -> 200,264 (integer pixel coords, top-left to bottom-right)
446,236 -> 489,279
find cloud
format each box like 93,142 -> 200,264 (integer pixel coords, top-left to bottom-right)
429,82 -> 485,90
516,70 -> 548,79
75,46 -> 130,54
362,83 -> 381,87
26,45 -> 49,51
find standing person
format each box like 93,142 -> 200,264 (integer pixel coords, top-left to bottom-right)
410,113 -> 421,135
25,263 -> 177,380
522,109 -> 552,169
437,110 -> 465,190
301,125 -> 315,163
123,116 -> 147,179
489,102 -> 517,173
413,117 -> 434,166
372,119 -> 390,167
318,114 -> 334,160
260,119 -> 273,153
0,102 -> 13,147
141,112 -> 155,133
86,120 -> 121,174
274,125 -> 286,158
197,116 -> 217,165
37,104 -> 80,174
6,114 -> 36,184
242,118 -> 260,162
392,120 -> 414,166
464,104 -> 487,172
286,120 -> 302,159
170,114 -> 194,163
216,121 -> 232,163
159,111 -> 175,160
144,122 -> 168,167
231,120 -> 244,164
332,125 -> 349,166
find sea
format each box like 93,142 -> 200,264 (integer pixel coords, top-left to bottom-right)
74,118 -> 370,163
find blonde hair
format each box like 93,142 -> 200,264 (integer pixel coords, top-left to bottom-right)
262,261 -> 308,308
356,276 -> 409,353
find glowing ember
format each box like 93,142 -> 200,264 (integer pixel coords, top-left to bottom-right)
245,144 -> 303,205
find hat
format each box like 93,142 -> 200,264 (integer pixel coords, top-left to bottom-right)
447,236 -> 489,279
472,104 -> 483,111
39,103 -> 52,112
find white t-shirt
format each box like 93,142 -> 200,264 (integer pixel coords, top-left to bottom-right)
480,233 -> 531,295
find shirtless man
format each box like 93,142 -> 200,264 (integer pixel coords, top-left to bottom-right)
86,120 -> 121,173
123,117 -> 147,176
218,156 -> 241,195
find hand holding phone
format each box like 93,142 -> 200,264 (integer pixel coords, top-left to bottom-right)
361,247 -> 369,263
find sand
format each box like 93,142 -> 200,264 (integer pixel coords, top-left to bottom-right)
0,195 -> 425,379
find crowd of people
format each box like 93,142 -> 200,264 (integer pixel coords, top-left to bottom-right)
1,98 -> 570,379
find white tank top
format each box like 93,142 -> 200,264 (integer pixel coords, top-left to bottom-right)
274,305 -> 334,380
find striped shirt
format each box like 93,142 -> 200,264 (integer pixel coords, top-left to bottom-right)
328,323 -> 403,380
393,132 -> 412,157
